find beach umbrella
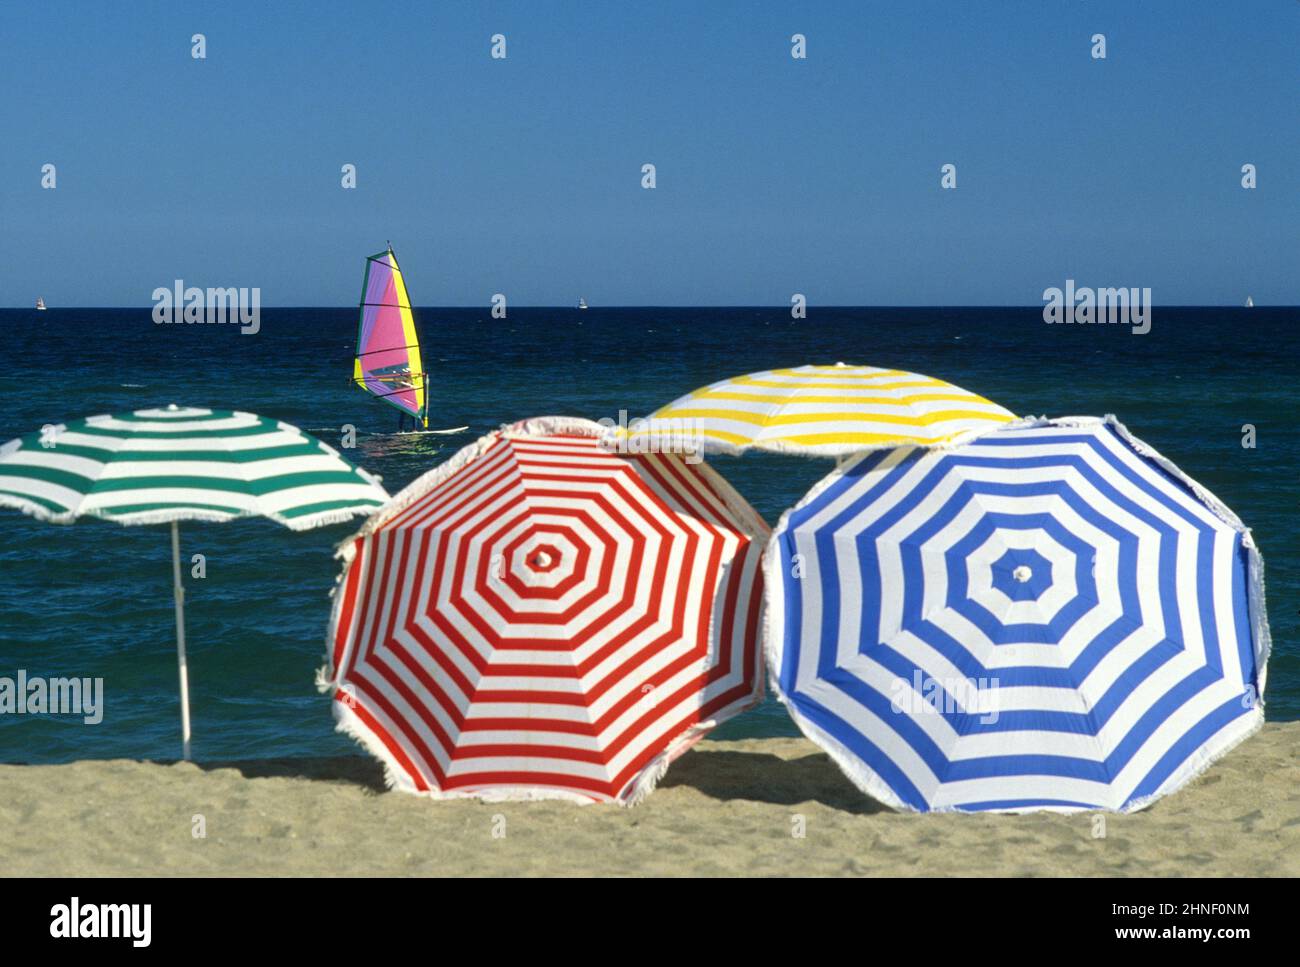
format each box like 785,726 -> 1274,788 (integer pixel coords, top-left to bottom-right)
0,405 -> 389,759
765,416 -> 1270,812
626,362 -> 1016,459
321,416 -> 768,803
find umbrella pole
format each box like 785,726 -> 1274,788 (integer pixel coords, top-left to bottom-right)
170,521 -> 193,761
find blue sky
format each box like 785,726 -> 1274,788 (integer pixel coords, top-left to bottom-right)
2,0 -> 1296,306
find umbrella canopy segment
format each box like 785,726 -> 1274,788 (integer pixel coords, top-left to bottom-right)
0,405 -> 390,760
626,363 -> 1016,458
765,416 -> 1270,813
0,405 -> 387,529
323,416 -> 769,804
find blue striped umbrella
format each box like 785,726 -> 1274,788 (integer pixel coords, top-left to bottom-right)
765,416 -> 1271,813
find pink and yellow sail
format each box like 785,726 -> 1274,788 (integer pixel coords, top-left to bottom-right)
353,247 -> 427,427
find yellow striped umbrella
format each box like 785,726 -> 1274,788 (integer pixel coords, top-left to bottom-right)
626,363 -> 1017,458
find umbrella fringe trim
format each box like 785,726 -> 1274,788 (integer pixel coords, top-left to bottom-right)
760,492 -> 909,812
1104,414 -> 1272,701
620,422 -> 1023,461
659,454 -> 770,764
330,699 -> 610,804
0,495 -> 233,527
995,414 -> 1252,530
768,626 -> 1266,814
330,698 -> 420,794
0,495 -> 381,531
760,527 -> 916,813
623,723 -> 712,806
1122,708 -> 1264,815
688,458 -> 773,540
331,695 -> 730,806
625,756 -> 674,806
322,641 -> 766,805
0,494 -> 80,525
277,505 -> 389,532
1032,414 -> 1273,701
313,663 -> 333,694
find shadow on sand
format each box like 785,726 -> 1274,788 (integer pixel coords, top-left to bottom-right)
181,746 -> 884,812
661,746 -> 886,814
195,756 -> 389,793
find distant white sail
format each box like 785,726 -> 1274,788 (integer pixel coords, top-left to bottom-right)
1245,296 -> 1254,307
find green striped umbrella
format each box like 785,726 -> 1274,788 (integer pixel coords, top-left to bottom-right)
0,405 -> 389,759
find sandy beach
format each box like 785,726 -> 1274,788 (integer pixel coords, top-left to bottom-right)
1,722 -> 1296,877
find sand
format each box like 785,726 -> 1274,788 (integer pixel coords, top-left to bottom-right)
2,722 -> 1297,877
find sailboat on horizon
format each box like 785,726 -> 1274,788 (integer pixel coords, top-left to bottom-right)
1245,296 -> 1254,308
35,297 -> 46,311
350,244 -> 467,436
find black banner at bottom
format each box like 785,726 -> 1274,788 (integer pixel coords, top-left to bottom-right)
0,876 -> 1275,952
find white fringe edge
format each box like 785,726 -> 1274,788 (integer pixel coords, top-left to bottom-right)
622,720 -> 717,806
1121,708 -> 1264,815
761,413 -> 1274,814
320,414 -> 771,805
1100,414 -> 1272,699
996,414 -> 1273,703
0,493 -> 382,531
279,505 -> 389,532
616,418 -> 1024,461
760,513 -> 915,814
331,695 -> 739,806
331,698 -> 607,804
688,455 -> 772,541
313,663 -> 333,695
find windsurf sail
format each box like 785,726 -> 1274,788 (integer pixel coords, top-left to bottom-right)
352,246 -> 428,427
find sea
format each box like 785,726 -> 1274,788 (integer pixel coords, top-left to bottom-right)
0,306 -> 1296,763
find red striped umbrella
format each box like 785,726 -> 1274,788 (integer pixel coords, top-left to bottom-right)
321,417 -> 768,803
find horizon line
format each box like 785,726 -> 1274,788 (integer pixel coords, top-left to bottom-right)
3,303 -> 1293,311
